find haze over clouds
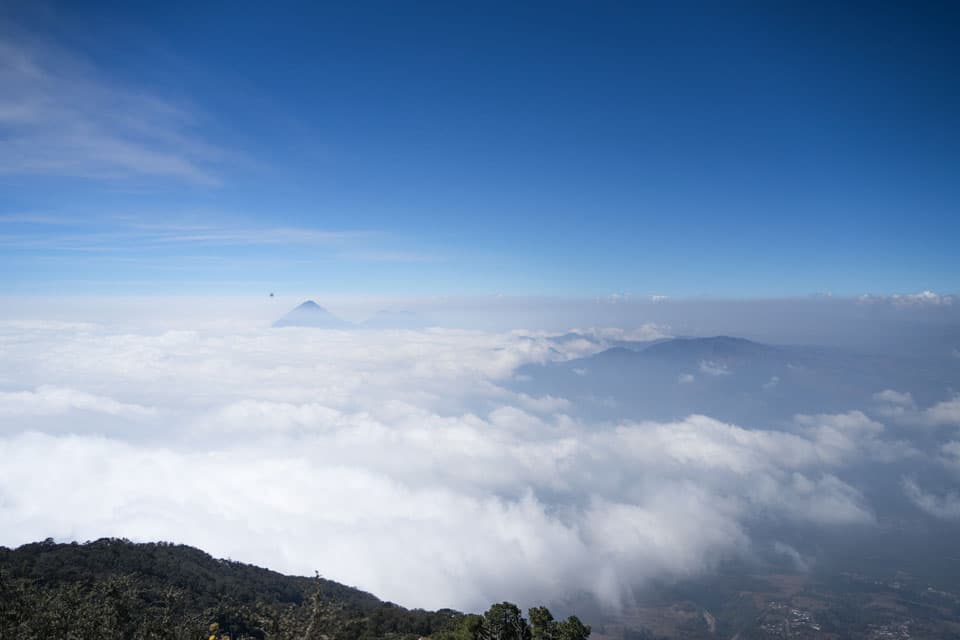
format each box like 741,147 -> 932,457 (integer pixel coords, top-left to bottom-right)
1,299 -> 958,611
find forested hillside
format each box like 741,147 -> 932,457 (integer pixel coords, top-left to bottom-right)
0,538 -> 589,640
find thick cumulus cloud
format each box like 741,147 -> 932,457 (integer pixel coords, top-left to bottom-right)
0,320 -> 946,611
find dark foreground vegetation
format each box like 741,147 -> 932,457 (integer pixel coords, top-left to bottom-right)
7,538 -> 960,639
0,538 -> 590,640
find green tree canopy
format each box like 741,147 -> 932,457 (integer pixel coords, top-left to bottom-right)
481,602 -> 529,640
556,616 -> 591,640
528,606 -> 555,640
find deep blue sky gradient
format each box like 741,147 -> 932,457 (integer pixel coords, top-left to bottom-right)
1,1 -> 957,295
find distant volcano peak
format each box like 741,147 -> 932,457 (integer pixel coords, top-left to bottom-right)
273,300 -> 352,328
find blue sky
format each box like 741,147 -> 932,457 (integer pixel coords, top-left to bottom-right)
1,1 -> 957,297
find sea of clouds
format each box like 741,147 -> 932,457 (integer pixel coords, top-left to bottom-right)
1,301 -> 959,611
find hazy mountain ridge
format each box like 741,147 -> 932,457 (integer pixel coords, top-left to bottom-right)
513,335 -> 960,424
272,301 -> 432,330
636,335 -> 780,361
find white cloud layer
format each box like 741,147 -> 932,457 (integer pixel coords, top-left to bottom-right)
0,385 -> 156,419
0,321 -> 940,611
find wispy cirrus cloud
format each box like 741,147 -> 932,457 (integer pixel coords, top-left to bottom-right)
0,213 -> 370,251
0,28 -> 229,185
132,226 -> 368,247
0,210 -> 447,275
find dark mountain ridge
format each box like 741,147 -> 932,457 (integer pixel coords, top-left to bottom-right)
0,537 -> 372,610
